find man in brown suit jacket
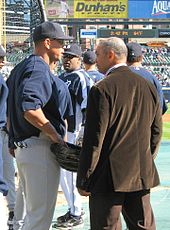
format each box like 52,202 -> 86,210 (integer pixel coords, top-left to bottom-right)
76,37 -> 162,230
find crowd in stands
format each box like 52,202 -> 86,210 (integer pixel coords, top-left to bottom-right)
6,50 -> 31,66
142,47 -> 170,66
3,43 -> 170,87
142,46 -> 170,87
145,66 -> 170,86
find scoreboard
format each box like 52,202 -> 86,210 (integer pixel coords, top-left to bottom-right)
97,29 -> 170,38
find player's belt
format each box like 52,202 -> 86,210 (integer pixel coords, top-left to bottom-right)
14,141 -> 28,148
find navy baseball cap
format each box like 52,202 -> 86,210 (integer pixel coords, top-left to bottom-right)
0,45 -> 6,57
83,50 -> 96,64
64,43 -> 82,57
126,42 -> 143,59
33,21 -> 73,42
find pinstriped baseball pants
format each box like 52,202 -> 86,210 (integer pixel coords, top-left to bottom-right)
15,133 -> 60,230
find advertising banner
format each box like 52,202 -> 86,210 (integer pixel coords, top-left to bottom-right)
45,0 -> 74,19
128,0 -> 170,18
45,0 -> 170,19
74,0 -> 128,18
158,29 -> 170,37
45,0 -> 128,19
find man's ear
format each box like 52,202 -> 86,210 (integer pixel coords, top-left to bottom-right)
44,38 -> 51,50
108,49 -> 115,62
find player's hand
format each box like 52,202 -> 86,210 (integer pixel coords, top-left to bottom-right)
49,133 -> 66,146
78,188 -> 91,197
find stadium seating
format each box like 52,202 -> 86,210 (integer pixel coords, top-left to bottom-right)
5,45 -> 170,87
142,47 -> 170,86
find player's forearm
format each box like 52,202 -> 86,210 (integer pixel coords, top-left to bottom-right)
24,108 -> 63,143
63,119 -> 68,142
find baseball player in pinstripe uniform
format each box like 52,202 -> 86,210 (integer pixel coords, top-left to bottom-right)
53,43 -> 93,228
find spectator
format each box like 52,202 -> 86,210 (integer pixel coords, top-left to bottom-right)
77,37 -> 162,230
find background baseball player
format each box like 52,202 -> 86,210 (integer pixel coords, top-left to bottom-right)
0,45 -> 9,229
53,43 -> 93,228
126,42 -> 167,115
0,45 -> 16,230
83,50 -> 104,83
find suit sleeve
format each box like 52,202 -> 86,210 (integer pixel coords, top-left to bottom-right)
150,98 -> 163,159
76,85 -> 110,190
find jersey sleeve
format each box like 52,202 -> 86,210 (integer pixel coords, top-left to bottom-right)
21,64 -> 52,112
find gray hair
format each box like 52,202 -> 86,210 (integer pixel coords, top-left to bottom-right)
98,37 -> 127,60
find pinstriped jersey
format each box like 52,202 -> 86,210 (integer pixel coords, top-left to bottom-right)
59,68 -> 94,132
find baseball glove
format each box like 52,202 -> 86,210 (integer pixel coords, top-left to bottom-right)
50,142 -> 81,172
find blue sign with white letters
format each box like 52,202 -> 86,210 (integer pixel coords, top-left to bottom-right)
80,29 -> 97,38
128,0 -> 170,18
82,31 -> 97,36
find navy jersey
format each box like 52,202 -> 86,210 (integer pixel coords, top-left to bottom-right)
86,70 -> 104,83
0,74 -> 8,128
59,69 -> 93,132
7,55 -> 73,147
129,66 -> 168,114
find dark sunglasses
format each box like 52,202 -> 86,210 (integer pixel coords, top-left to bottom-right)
50,39 -> 65,46
63,54 -> 78,59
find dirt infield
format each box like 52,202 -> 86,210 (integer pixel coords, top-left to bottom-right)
163,113 -> 170,122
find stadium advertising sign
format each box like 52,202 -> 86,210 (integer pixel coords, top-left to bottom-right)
45,0 -> 169,19
128,0 -> 170,18
97,29 -> 157,38
74,0 -> 128,18
45,0 -> 128,19
158,29 -> 170,37
45,0 -> 74,19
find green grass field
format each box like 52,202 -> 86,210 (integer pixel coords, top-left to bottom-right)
165,103 -> 170,114
162,103 -> 170,141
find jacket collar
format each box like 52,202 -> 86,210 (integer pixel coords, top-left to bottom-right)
106,63 -> 127,76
